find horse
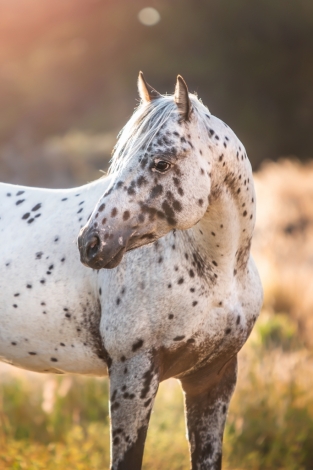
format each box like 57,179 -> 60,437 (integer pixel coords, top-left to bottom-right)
78,73 -> 263,469
0,72 -> 262,470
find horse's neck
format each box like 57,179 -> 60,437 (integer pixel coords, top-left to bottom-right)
184,150 -> 255,283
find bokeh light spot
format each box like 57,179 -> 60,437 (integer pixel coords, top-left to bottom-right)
138,8 -> 160,26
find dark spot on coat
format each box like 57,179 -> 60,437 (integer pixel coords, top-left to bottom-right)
144,398 -> 152,407
173,335 -> 185,341
140,156 -> 148,169
123,211 -> 130,221
137,175 -> 148,187
173,177 -> 180,187
162,200 -> 175,219
132,339 -> 144,352
171,199 -> 181,212
140,364 -> 155,399
150,184 -> 163,199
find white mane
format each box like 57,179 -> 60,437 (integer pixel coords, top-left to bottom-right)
108,94 -> 211,174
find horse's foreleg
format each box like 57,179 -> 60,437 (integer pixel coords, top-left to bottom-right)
180,355 -> 237,470
108,352 -> 159,470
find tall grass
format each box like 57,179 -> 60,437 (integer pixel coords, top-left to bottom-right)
1,313 -> 313,469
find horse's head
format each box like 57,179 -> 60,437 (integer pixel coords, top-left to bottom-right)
78,73 -> 213,269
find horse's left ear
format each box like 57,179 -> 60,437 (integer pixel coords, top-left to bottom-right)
174,75 -> 191,120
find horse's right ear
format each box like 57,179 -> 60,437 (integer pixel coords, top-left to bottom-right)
138,71 -> 161,103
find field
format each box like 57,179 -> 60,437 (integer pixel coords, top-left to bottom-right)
1,159 -> 313,469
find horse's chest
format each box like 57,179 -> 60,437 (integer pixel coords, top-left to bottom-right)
100,247 -> 262,377
101,278 -> 253,373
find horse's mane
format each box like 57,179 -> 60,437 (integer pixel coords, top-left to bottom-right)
108,93 -> 211,174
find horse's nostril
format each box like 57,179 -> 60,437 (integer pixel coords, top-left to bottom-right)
86,235 -> 100,259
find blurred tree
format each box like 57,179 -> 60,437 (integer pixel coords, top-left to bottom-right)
0,0 -> 312,173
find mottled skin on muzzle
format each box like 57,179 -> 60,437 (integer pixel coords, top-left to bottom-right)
78,221 -> 131,270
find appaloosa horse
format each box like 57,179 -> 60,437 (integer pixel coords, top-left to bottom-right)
78,73 -> 263,469
0,73 -> 262,469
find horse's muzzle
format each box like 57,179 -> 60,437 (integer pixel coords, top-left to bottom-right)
78,227 -> 128,270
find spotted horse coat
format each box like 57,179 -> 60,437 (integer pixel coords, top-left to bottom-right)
78,73 -> 263,469
0,73 -> 262,470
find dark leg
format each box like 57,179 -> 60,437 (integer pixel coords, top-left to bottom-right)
109,352 -> 159,470
180,356 -> 237,470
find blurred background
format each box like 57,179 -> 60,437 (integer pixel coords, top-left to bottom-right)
0,1 -> 313,469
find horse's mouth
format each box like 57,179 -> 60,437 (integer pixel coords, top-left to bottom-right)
99,232 -> 157,269
101,247 -> 126,269
80,243 -> 126,270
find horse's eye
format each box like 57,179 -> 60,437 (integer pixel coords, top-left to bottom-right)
153,160 -> 171,173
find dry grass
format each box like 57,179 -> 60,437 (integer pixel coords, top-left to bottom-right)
253,159 -> 313,347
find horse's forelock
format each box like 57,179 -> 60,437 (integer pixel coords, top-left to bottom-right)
108,93 -> 211,175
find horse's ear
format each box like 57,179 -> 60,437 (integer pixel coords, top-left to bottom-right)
138,71 -> 161,103
174,75 -> 191,120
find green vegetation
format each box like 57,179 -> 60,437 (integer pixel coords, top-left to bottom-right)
254,313 -> 302,352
